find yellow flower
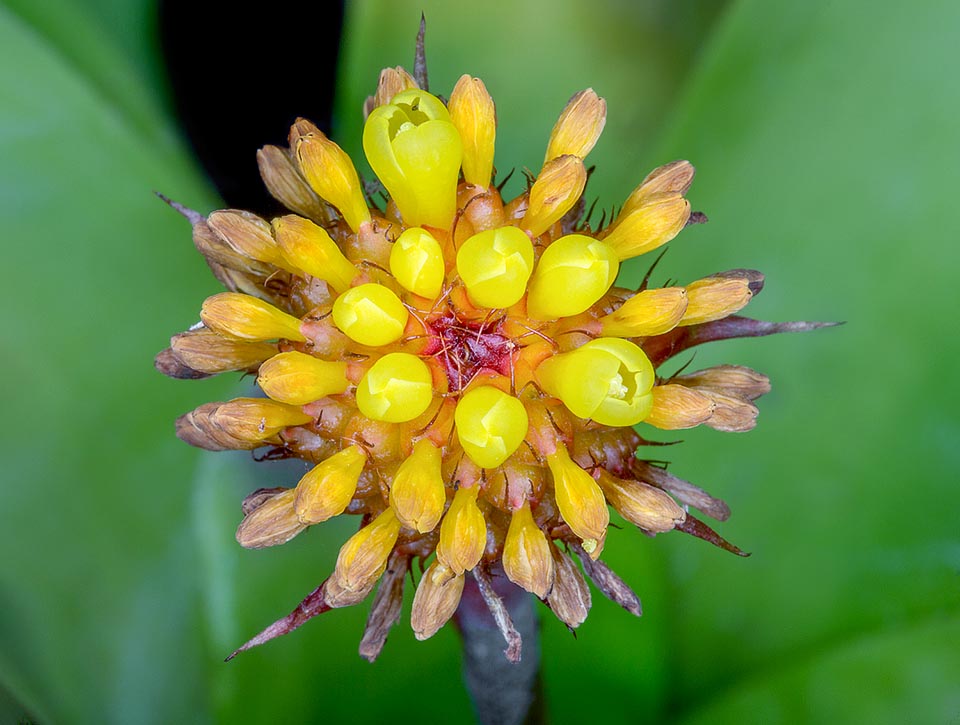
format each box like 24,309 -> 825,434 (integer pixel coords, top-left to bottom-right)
159,40 -> 811,662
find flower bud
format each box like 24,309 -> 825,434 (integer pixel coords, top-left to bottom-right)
448,75 -> 496,188
170,329 -> 276,374
546,444 -> 609,557
201,292 -> 306,342
621,160 -> 695,214
456,226 -> 534,309
256,351 -> 349,405
546,542 -> 591,629
293,119 -> 371,232
356,353 -> 433,423
436,485 -> 486,576
212,397 -> 313,442
536,338 -> 655,426
272,215 -> 357,293
257,144 -> 330,224
176,402 -> 256,451
370,66 -> 418,112
363,89 -> 463,229
294,445 -> 367,524
208,210 -> 289,269
235,488 -> 306,549
411,561 -> 464,640
643,384 -> 715,430
545,89 -> 606,162
595,470 -> 686,533
698,390 -> 759,432
389,227 -> 445,299
526,234 -> 619,319
680,276 -> 753,325
331,508 -> 402,600
455,386 -> 529,468
502,501 -> 555,598
521,155 -> 587,237
603,193 -> 691,261
672,365 -> 770,401
599,287 -> 688,337
331,283 -> 409,347
389,439 -> 446,533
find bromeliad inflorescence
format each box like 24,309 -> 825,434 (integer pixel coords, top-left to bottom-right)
157,41 -> 826,663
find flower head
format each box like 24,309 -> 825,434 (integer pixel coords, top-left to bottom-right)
158,33 -> 826,663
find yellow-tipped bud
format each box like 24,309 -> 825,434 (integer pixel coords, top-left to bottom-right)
455,386 -> 529,468
546,542 -> 591,629
448,75 -> 496,188
680,276 -> 753,325
546,444 -> 609,557
293,120 -> 371,232
235,488 -> 306,549
272,215 -> 357,293
356,353 -> 433,423
456,227 -> 534,309
389,227 -> 445,299
603,193 -> 691,261
502,501 -> 555,598
526,234 -> 619,319
208,210 -> 288,269
201,292 -> 306,342
331,283 -> 409,347
332,508 -> 402,598
622,160 -> 695,214
599,287 -> 688,337
411,562 -> 464,641
521,155 -> 587,237
644,384 -> 716,430
436,486 -> 486,576
536,338 -> 655,426
212,397 -> 313,441
363,89 -> 463,229
256,351 -> 349,405
596,470 -> 686,533
294,445 -> 367,524
545,89 -> 606,162
389,439 -> 446,532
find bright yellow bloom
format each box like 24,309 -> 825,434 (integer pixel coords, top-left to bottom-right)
456,227 -> 534,309
356,352 -> 433,423
455,386 -> 529,468
389,227 -> 445,299
331,283 -> 408,347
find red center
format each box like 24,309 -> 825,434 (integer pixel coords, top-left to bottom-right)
423,313 -> 514,391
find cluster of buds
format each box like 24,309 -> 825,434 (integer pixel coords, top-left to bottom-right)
157,49 -> 823,663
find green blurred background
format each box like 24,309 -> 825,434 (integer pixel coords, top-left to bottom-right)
2,0 -> 958,722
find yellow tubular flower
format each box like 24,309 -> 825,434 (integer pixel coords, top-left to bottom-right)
546,444 -> 609,557
331,283 -> 409,347
201,292 -> 305,342
389,439 -> 446,533
456,227 -> 534,309
544,88 -> 606,162
389,227 -> 445,299
448,75 -> 496,188
536,338 -> 655,426
599,287 -> 689,337
502,501 -> 555,598
363,89 -> 463,229
521,155 -> 587,237
272,215 -> 357,293
526,234 -> 620,319
436,486 -> 486,576
257,351 -> 349,405
455,386 -> 529,468
332,508 -> 402,596
603,193 -> 691,261
294,445 -> 367,524
356,352 -> 433,423
293,120 -> 371,232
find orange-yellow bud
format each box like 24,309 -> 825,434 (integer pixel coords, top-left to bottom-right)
545,89 -> 606,162
201,292 -> 306,342
595,470 -> 686,533
331,508 -> 402,600
448,75 -> 497,188
212,397 -> 312,441
272,215 -> 357,293
389,439 -> 446,533
621,160 -> 695,214
256,351 -> 349,405
294,445 -> 367,524
456,226 -> 534,309
502,501 -> 555,598
455,386 -> 529,468
535,338 -> 655,427
526,234 -> 619,319
436,485 -> 486,576
331,283 -> 409,347
410,561 -> 464,640
389,227 -> 445,299
603,193 -> 691,261
521,155 -> 587,237
546,444 -> 609,557
356,353 -> 433,423
680,276 -> 753,325
599,287 -> 688,337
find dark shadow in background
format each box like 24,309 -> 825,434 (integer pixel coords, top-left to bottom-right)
159,1 -> 345,214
